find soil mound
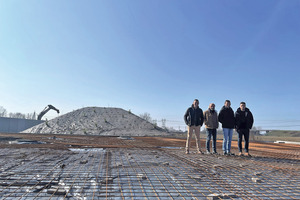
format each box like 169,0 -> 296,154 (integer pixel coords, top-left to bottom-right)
22,107 -> 169,136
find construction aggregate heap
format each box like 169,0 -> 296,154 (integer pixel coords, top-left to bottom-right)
23,107 -> 169,136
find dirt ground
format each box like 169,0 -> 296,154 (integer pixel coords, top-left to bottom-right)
1,132 -> 299,161
0,132 -> 299,199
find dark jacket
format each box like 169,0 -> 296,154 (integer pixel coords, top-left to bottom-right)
218,106 -> 235,128
184,105 -> 204,126
235,107 -> 254,130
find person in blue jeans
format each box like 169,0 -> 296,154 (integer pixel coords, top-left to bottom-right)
203,103 -> 219,154
218,100 -> 235,155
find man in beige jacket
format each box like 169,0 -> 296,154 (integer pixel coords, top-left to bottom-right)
203,103 -> 219,154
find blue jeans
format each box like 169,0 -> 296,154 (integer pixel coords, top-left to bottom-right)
222,128 -> 233,153
206,128 -> 217,152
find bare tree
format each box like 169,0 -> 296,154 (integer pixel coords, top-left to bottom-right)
0,106 -> 7,117
0,106 -> 37,119
161,118 -> 166,129
9,112 -> 26,119
152,119 -> 157,127
26,111 -> 37,120
32,111 -> 36,120
139,112 -> 152,122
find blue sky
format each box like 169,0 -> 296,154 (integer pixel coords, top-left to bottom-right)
1,0 -> 300,130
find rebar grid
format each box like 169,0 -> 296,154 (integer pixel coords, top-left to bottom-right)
136,137 -> 300,161
164,149 -> 300,199
0,136 -> 299,200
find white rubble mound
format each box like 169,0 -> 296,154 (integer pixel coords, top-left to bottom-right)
22,107 -> 169,136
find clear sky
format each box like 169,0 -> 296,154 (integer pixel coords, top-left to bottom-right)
1,0 -> 300,131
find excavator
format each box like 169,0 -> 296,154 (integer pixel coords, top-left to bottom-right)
37,105 -> 60,120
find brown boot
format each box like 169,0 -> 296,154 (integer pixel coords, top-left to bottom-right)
197,150 -> 203,154
245,152 -> 251,157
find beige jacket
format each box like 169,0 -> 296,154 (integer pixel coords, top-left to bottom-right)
203,109 -> 219,129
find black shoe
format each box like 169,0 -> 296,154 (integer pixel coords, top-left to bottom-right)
206,150 -> 211,154
213,151 -> 218,154
223,152 -> 227,155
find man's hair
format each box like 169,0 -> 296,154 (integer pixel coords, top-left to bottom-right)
240,102 -> 246,105
194,99 -> 199,102
225,100 -> 231,103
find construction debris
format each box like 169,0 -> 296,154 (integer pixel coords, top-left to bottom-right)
252,177 -> 263,183
100,177 -> 114,184
137,173 -> 147,180
47,186 -> 67,195
208,193 -> 237,200
79,160 -> 88,164
253,171 -> 263,176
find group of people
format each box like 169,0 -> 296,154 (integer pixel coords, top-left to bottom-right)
184,99 -> 254,156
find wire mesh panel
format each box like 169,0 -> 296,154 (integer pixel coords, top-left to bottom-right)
0,137 -> 299,200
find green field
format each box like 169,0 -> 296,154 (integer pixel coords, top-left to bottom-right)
253,130 -> 300,142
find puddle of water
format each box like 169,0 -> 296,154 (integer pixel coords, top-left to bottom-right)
0,136 -> 21,141
8,139 -> 46,145
118,136 -> 135,140
69,148 -> 104,152
158,146 -> 183,149
274,141 -> 300,145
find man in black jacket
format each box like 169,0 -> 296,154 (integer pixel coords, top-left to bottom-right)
184,99 -> 204,154
218,100 -> 235,155
235,102 -> 254,156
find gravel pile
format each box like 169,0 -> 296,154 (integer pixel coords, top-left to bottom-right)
22,107 -> 169,136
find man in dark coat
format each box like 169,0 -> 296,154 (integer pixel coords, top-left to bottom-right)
235,102 -> 254,156
184,99 -> 204,154
218,100 -> 235,155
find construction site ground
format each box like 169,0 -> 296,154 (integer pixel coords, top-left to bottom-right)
0,133 -> 299,200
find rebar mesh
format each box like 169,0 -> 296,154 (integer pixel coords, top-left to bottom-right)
0,135 -> 299,199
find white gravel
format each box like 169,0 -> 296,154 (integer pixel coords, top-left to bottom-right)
22,107 -> 169,136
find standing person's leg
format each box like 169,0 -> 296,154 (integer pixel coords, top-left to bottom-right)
237,130 -> 243,154
222,128 -> 229,154
228,128 -> 233,154
194,126 -> 201,153
185,126 -> 193,154
244,129 -> 250,153
206,129 -> 212,153
212,129 -> 217,153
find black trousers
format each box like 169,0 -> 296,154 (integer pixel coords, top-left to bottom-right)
237,129 -> 250,153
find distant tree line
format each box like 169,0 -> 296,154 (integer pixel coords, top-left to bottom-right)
139,112 -> 159,126
0,106 -> 37,120
139,112 -> 170,131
